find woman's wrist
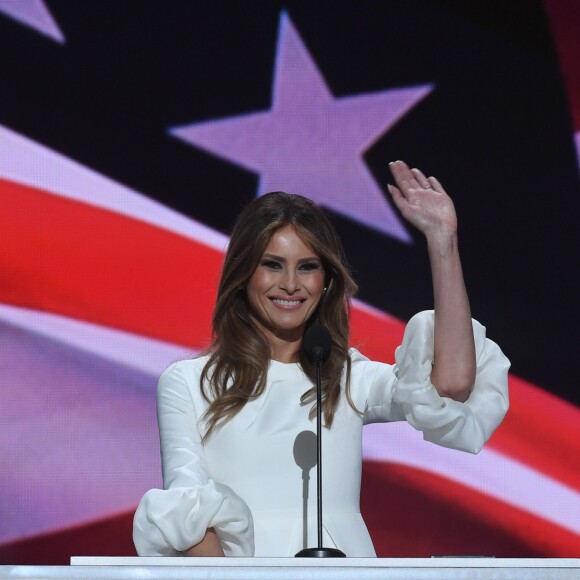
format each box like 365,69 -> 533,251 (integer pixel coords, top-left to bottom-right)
183,528 -> 225,557
426,229 -> 459,260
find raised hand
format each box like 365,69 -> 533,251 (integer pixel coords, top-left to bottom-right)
387,160 -> 475,402
387,160 -> 457,239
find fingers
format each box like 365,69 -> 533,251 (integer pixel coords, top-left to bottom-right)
427,176 -> 444,193
386,183 -> 404,205
387,183 -> 413,218
389,160 -> 444,194
389,160 -> 419,193
411,167 -> 431,189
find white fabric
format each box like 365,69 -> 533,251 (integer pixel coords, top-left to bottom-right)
133,310 -> 510,557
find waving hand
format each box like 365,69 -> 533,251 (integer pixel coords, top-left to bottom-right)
387,160 -> 475,403
387,160 -> 457,238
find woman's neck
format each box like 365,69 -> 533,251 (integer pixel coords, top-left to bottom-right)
270,341 -> 301,363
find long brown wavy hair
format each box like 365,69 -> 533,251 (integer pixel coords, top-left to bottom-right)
200,192 -> 359,440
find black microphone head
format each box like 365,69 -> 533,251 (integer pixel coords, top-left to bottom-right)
302,322 -> 331,363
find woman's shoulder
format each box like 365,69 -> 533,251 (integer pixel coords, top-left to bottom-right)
348,347 -> 371,364
163,353 -> 210,372
158,354 -> 211,388
156,355 -> 213,410
347,347 -> 395,380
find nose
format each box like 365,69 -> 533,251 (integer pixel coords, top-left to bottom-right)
280,269 -> 300,294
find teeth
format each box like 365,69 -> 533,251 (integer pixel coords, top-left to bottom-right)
272,299 -> 302,306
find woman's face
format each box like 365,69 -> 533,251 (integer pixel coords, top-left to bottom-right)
247,224 -> 325,345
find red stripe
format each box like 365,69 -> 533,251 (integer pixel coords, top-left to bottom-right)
489,373 -> 580,491
0,511 -> 136,565
362,461 -> 580,557
0,177 -> 220,348
1,178 -> 579,493
350,304 -> 403,364
545,0 -> 580,132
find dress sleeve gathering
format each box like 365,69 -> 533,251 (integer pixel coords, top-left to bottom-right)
391,310 -> 510,454
132,362 -> 254,556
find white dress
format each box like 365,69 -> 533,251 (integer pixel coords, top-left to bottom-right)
133,311 -> 510,557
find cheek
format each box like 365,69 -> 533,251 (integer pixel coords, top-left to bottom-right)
248,270 -> 272,295
311,272 -> 326,296
246,271 -> 272,309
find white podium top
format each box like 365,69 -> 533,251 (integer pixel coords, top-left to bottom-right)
0,557 -> 578,580
71,556 -> 579,568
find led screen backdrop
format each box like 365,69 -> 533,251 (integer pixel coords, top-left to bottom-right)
0,0 -> 579,564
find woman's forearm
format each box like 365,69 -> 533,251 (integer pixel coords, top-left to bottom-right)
427,230 -> 475,402
183,528 -> 225,557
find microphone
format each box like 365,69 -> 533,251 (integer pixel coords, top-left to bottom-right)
302,323 -> 331,363
295,322 -> 346,558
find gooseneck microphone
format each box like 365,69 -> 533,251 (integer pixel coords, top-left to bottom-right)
295,323 -> 346,558
301,322 -> 332,364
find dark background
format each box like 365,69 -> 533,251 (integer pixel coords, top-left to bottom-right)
1,0 -> 579,564
2,0 -> 577,405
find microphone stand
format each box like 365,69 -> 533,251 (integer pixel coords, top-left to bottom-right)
295,346 -> 346,558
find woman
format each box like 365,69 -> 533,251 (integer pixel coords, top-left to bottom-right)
133,161 -> 510,557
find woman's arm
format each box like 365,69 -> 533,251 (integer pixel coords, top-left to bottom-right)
388,160 -> 475,402
133,362 -> 254,557
183,528 -> 225,557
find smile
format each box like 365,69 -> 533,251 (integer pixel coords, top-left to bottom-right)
271,298 -> 304,308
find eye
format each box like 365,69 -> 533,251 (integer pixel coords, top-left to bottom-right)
261,260 -> 282,270
299,262 -> 321,271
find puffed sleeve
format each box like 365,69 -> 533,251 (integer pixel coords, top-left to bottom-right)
391,310 -> 510,454
133,362 -> 254,556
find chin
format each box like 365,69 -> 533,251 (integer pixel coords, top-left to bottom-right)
270,319 -> 308,336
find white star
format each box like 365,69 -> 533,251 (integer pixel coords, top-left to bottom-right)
170,12 -> 432,242
0,0 -> 65,44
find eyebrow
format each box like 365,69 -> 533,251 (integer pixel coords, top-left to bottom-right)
262,253 -> 321,263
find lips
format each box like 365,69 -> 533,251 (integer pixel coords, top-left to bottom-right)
270,297 -> 305,309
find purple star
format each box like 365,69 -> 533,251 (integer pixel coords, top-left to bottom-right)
170,12 -> 432,242
0,0 -> 65,44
